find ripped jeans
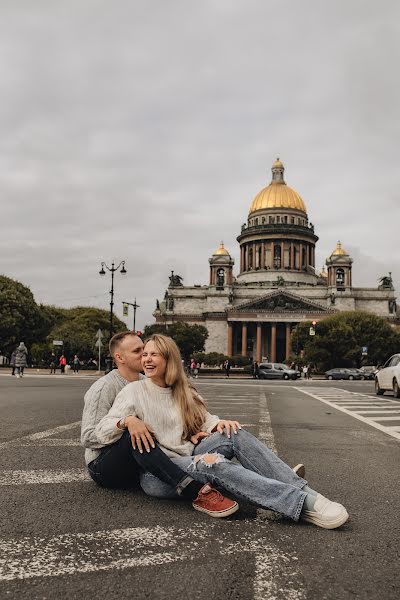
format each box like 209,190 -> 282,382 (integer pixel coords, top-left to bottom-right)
140,429 -> 307,521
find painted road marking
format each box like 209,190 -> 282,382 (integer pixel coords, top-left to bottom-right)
295,387 -> 400,441
0,469 -> 90,485
0,524 -> 304,599
0,422 -> 81,450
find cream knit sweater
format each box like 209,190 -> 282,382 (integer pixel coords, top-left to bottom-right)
94,378 -> 220,458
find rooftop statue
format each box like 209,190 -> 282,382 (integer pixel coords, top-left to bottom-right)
168,270 -> 183,287
378,273 -> 394,290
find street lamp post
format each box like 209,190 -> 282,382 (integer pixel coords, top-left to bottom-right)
99,260 -> 127,341
122,299 -> 140,332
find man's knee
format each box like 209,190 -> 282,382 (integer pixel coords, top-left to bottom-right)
140,473 -> 179,499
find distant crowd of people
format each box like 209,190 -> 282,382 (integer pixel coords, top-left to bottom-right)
8,344 -> 99,376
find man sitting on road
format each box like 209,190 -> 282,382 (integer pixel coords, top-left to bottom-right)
81,331 -> 238,517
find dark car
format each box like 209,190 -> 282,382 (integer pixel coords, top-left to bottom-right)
325,368 -> 364,381
358,366 -> 377,380
258,363 -> 300,380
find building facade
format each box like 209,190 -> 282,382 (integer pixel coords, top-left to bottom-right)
154,159 -> 397,362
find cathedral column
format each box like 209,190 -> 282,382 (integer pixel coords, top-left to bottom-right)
290,242 -> 294,269
261,242 -> 265,269
245,245 -> 249,271
285,323 -> 292,360
256,323 -> 262,363
241,322 -> 247,356
227,323 -> 233,357
253,242 -> 256,269
270,323 -> 277,362
240,246 -> 243,272
270,241 -> 274,268
281,240 -> 284,269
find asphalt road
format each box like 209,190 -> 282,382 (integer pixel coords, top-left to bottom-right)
0,374 -> 399,600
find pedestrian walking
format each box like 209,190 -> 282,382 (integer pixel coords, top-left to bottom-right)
49,352 -> 57,374
224,359 -> 231,378
97,334 -> 349,529
59,354 -> 67,374
302,365 -> 308,379
252,361 -> 259,379
10,349 -> 16,376
73,355 -> 80,374
15,342 -> 28,378
190,358 -> 196,377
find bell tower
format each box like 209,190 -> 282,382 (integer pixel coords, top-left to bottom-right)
326,241 -> 353,290
209,242 -> 234,290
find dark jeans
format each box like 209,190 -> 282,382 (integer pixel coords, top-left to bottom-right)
87,430 -> 199,497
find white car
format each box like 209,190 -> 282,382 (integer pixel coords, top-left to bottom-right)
375,354 -> 400,397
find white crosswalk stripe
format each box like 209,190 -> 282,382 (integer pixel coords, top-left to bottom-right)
0,524 -> 304,599
295,387 -> 400,440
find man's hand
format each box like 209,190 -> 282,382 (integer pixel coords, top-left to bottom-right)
190,431 -> 210,445
125,416 -> 156,453
215,420 -> 242,438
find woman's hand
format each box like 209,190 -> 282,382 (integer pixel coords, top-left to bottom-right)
125,416 -> 156,453
216,420 -> 242,438
190,431 -> 210,445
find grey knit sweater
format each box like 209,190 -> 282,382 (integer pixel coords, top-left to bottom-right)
94,378 -> 220,458
81,369 -> 143,465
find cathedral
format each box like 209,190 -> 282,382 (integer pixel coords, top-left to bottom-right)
154,159 -> 397,362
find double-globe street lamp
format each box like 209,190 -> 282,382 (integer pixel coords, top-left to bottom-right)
99,260 -> 127,341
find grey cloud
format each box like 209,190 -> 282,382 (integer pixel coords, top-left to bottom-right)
1,0 -> 399,328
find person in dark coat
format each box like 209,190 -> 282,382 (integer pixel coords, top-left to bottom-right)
49,352 -> 57,374
15,342 -> 28,378
224,359 -> 231,378
252,361 -> 259,379
10,350 -> 17,376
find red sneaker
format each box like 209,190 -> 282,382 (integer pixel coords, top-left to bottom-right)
192,483 -> 239,518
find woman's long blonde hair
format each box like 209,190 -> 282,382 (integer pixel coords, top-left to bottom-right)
143,334 -> 207,439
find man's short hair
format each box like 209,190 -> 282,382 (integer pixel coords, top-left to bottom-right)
109,331 -> 139,358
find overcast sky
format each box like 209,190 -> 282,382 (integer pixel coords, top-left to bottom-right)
1,0 -> 399,331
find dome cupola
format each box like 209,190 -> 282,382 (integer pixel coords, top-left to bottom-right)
249,158 -> 307,215
237,158 -> 318,285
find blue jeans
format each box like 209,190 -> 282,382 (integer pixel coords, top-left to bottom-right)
88,430 -> 198,497
140,429 -> 307,521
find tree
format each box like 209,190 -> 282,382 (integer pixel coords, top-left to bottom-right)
142,322 -> 208,360
45,307 -> 127,361
291,311 -> 400,372
0,275 -> 46,355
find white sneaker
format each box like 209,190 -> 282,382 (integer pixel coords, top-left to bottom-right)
293,464 -> 305,478
301,493 -> 349,529
15,374 -> 20,378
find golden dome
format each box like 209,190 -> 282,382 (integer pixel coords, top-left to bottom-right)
249,184 -> 307,213
331,241 -> 348,256
249,159 -> 307,214
213,241 -> 230,256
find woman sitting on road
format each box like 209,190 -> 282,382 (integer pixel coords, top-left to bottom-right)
95,335 -> 349,529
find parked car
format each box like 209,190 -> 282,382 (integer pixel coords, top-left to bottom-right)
358,366 -> 377,380
258,363 -> 300,380
325,368 -> 364,381
375,354 -> 400,397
